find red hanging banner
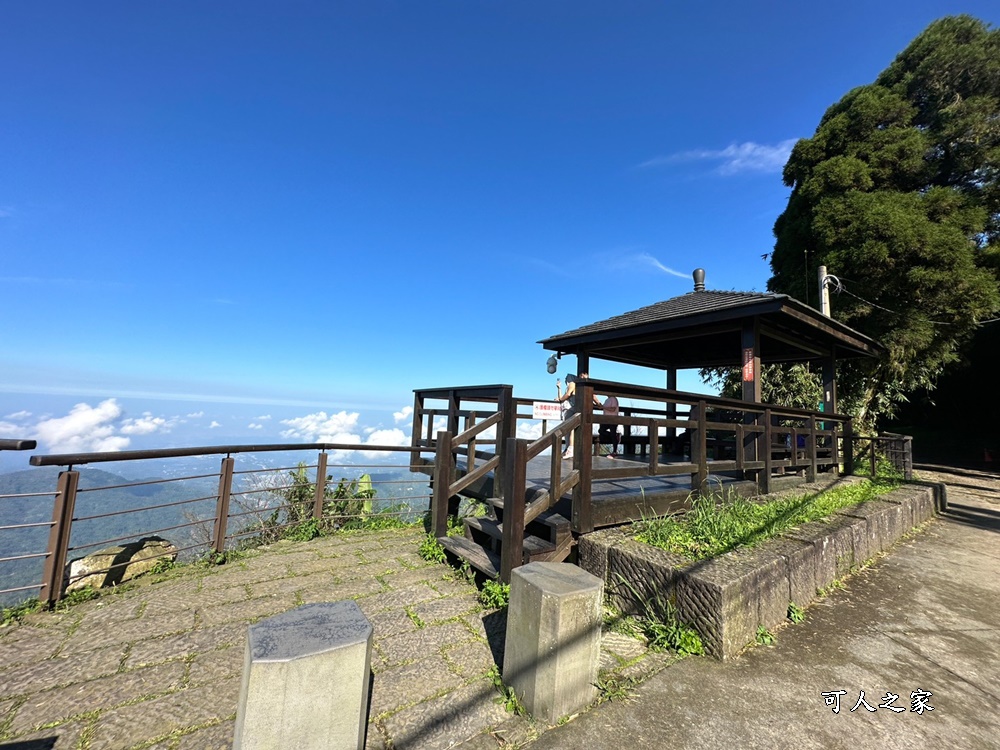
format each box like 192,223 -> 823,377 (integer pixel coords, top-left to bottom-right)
742,347 -> 755,382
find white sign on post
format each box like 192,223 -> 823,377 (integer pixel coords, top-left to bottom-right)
532,401 -> 563,421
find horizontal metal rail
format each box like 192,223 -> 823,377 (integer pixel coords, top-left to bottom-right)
29,442 -> 429,467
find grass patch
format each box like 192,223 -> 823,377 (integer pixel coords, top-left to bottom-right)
486,665 -> 526,716
635,478 -> 899,561
755,625 -> 775,646
1,597 -> 42,627
611,579 -> 704,656
478,579 -> 510,610
418,534 -> 447,564
595,674 -> 639,703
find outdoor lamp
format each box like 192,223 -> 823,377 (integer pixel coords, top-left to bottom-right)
546,355 -> 558,374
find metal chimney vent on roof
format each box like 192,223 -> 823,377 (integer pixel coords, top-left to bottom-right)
693,268 -> 705,292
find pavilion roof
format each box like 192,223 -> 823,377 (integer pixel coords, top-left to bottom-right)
539,289 -> 881,370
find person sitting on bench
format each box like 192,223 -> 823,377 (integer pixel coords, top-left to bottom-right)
597,395 -> 621,457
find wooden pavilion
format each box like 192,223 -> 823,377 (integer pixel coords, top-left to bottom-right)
411,269 -> 882,581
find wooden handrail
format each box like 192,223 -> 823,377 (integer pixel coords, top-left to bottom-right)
451,411 -> 502,448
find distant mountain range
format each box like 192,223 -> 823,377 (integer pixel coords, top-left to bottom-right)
0,464 -> 432,606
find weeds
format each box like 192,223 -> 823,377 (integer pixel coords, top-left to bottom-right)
612,577 -> 703,656
787,602 -> 805,624
755,626 -> 775,646
150,558 -> 176,575
635,479 -> 899,561
595,674 -> 638,703
487,665 -> 526,716
479,579 -> 510,610
56,586 -> 99,610
1,598 -> 42,627
418,534 -> 447,564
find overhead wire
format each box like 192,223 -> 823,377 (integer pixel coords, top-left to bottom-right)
824,274 -> 999,327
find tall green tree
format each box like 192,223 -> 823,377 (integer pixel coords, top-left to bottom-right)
770,15 -> 1000,426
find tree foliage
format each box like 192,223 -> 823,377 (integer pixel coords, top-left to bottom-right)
700,364 -> 823,411
769,15 -> 1000,425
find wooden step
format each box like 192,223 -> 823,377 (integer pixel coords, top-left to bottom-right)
485,498 -> 571,531
465,513 -> 571,544
438,535 -> 500,579
455,518 -> 568,566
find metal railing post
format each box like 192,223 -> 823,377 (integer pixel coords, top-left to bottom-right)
870,438 -> 878,478
41,469 -> 79,606
312,452 -> 328,520
212,457 -> 235,554
500,438 -> 527,582
432,431 -> 453,538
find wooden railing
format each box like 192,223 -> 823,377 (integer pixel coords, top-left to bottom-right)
499,416 -> 582,580
410,381 -> 922,582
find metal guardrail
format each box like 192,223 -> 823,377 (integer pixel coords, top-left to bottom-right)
1,442 -> 434,608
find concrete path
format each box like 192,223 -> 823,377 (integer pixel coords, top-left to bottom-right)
0,526 -> 666,750
2,466 -> 996,749
527,465 -> 1000,749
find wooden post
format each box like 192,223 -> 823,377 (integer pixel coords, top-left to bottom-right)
495,386 -> 516,500
213,457 -> 235,555
807,416 -> 818,482
741,320 -> 761,473
574,382 -> 595,534
844,419 -> 855,475
822,352 -> 837,420
432,431 -> 453,538
694,400 -> 708,495
665,369 -> 678,444
42,469 -> 79,606
500,438 -> 527,582
761,408 -> 773,494
312,451 -> 328,521
466,411 -> 477,473
409,391 -> 423,472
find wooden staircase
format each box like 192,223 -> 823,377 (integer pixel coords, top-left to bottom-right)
438,495 -> 574,579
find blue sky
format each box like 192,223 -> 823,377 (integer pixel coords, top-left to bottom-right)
2,1 -> 998,463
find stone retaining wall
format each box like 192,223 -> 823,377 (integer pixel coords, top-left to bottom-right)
578,480 -> 946,660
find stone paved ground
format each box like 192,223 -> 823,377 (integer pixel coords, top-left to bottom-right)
0,527 -> 668,750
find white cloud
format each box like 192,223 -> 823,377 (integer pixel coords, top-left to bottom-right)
33,399 -> 130,453
279,410 -> 362,444
120,413 -> 171,435
631,253 -> 689,279
248,423 -> 264,430
393,406 -> 413,423
639,139 -> 797,175
186,411 -> 204,418
516,421 -> 544,441
209,421 -> 222,429
255,414 -> 272,421
0,421 -> 21,437
4,410 -> 31,420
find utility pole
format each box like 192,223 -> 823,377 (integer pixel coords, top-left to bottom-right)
818,265 -> 831,317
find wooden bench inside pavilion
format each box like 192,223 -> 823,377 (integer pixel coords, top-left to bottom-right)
411,269 -> 882,581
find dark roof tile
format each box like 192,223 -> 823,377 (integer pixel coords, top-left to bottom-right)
541,290 -> 786,342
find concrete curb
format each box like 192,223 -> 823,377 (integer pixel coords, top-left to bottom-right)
579,481 -> 945,660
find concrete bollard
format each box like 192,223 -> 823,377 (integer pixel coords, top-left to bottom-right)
233,601 -> 373,750
503,562 -> 603,724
